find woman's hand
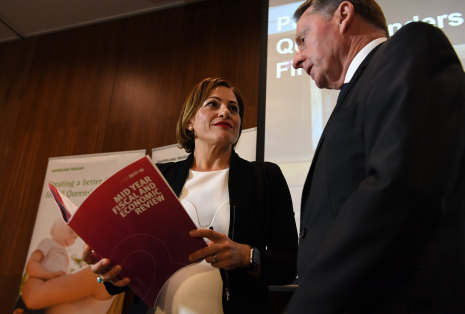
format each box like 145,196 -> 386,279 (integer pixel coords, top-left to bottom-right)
82,244 -> 130,287
188,229 -> 250,271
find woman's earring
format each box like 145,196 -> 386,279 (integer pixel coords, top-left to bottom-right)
187,125 -> 193,131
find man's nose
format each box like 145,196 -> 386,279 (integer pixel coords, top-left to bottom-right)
292,52 -> 305,69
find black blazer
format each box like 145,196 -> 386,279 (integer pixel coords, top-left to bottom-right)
107,151 -> 298,313
288,22 -> 465,314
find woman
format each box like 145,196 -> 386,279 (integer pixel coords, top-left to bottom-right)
84,77 -> 298,313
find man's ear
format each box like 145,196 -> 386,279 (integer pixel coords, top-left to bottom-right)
337,1 -> 354,33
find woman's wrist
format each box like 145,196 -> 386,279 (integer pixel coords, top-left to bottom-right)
241,244 -> 252,268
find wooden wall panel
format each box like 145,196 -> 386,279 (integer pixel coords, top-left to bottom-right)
0,39 -> 37,177
0,0 -> 264,311
103,0 -> 262,152
15,24 -> 120,136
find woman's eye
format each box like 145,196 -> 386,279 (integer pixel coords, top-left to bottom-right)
206,101 -> 218,107
229,105 -> 239,113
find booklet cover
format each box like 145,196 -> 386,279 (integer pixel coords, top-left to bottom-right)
48,155 -> 206,308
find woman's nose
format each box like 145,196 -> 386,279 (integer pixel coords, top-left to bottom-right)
218,105 -> 231,118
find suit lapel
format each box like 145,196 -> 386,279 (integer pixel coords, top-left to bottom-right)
332,45 -> 381,114
300,44 -> 383,216
168,153 -> 193,196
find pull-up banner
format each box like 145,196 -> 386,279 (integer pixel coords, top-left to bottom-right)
15,150 -> 145,314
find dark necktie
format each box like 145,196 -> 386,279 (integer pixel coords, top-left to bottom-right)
337,83 -> 349,103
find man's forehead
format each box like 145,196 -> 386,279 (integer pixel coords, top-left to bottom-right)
296,10 -> 318,32
302,5 -> 319,19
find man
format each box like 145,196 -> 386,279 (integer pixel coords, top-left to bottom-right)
287,0 -> 465,313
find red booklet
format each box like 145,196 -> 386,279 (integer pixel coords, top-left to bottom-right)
48,155 -> 206,308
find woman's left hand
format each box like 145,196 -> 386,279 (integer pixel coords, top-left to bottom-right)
188,228 -> 250,270
82,245 -> 130,287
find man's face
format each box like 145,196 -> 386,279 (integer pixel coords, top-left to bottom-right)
292,9 -> 344,89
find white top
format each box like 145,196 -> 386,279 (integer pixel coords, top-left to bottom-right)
37,238 -> 69,274
154,168 -> 230,314
344,37 -> 387,83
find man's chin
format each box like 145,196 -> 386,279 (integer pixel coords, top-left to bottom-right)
312,77 -> 326,89
313,77 -> 339,90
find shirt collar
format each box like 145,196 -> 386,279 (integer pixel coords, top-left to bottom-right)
344,37 -> 387,83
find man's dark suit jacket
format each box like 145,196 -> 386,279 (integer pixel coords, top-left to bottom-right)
288,22 -> 465,314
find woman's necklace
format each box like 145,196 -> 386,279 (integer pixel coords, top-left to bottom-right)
189,200 -> 229,229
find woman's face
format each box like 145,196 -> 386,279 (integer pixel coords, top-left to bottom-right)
189,86 -> 241,150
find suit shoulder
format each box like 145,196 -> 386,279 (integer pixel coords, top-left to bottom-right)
231,153 -> 281,173
372,21 -> 458,75
155,161 -> 175,172
396,21 -> 437,34
155,160 -> 184,176
250,160 -> 284,175
389,22 -> 452,49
